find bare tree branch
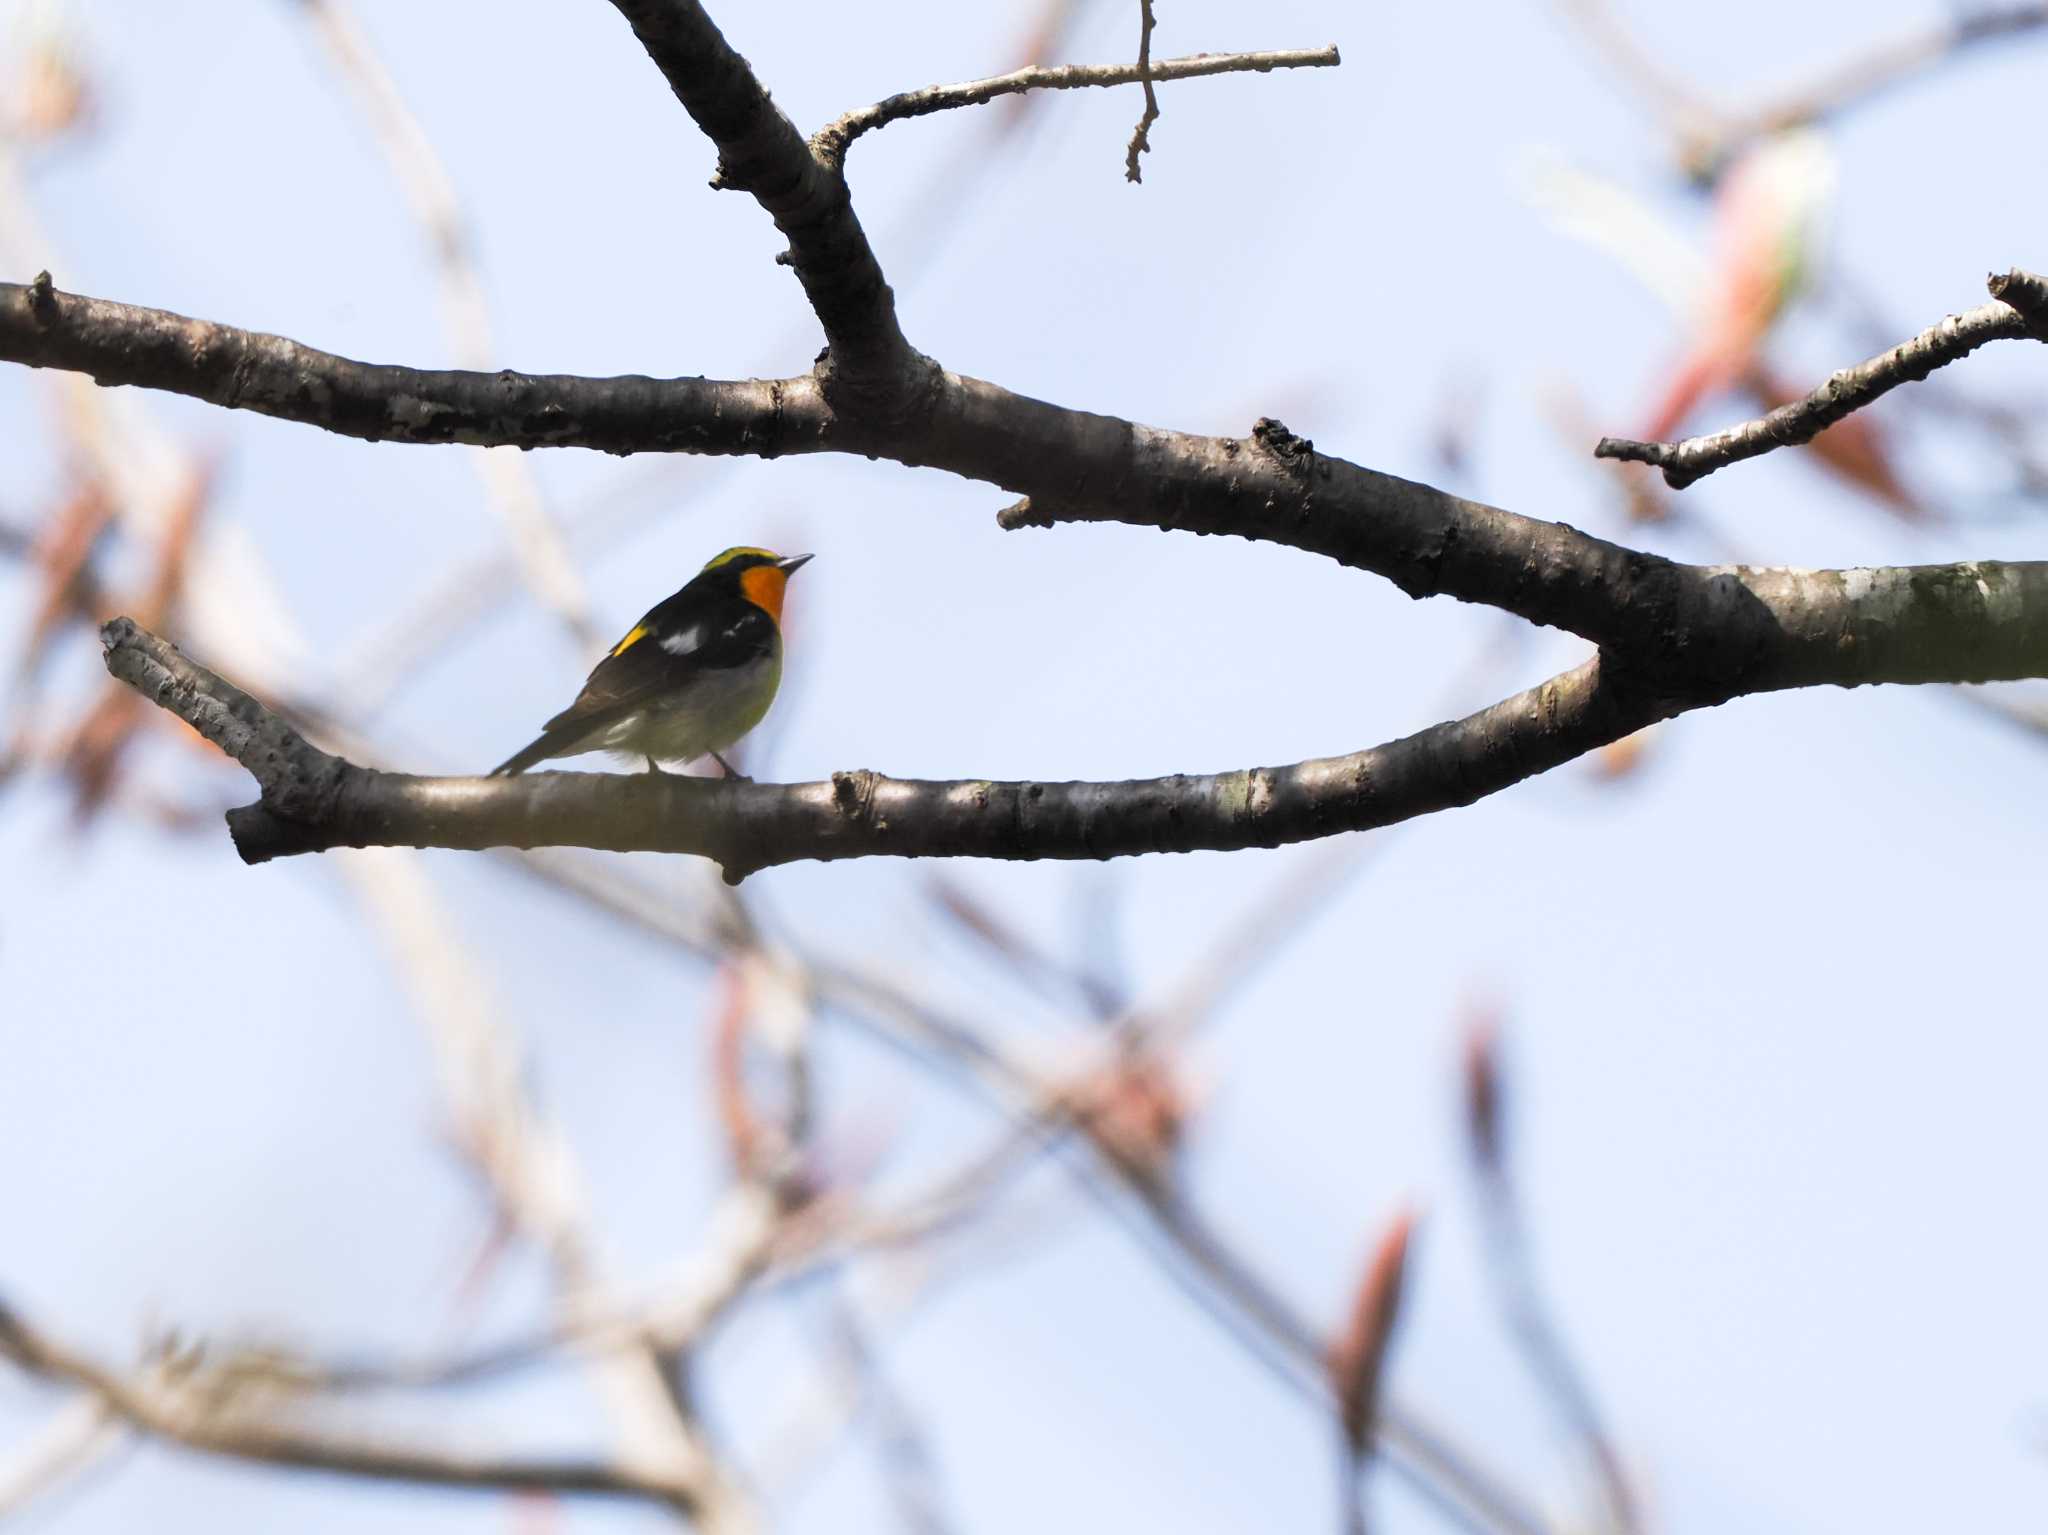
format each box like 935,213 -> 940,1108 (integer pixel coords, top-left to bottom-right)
97,536 -> 2048,874
292,1183 -> 784,1397
16,0 -> 2048,893
1463,1019 -> 1638,1534
0,1396 -> 122,1520
1597,269 -> 2048,488
0,1298 -> 705,1511
770,950 -> 1553,1535
332,845 -> 759,1531
0,283 -> 1681,656
101,618 -> 1651,874
408,819 -> 1558,1535
1557,0 -> 2048,178
1108,1174 -> 1541,1535
603,0 -> 911,382
48,273 -> 2041,690
9,4 -> 1910,1528
1698,4 -> 2048,173
816,1291 -> 959,1535
1549,0 -> 1725,153
811,44 -> 1339,169
0,277 -> 824,454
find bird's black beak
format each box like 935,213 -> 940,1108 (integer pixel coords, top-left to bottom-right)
777,553 -> 815,574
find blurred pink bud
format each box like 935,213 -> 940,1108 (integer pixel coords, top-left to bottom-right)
1461,1011 -> 1503,1168
1591,726 -> 1658,781
1640,131 -> 1834,442
14,32 -> 94,144
1079,1047 -> 1190,1181
1329,1206 -> 1417,1453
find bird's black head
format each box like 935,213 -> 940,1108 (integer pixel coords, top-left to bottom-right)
695,546 -> 813,621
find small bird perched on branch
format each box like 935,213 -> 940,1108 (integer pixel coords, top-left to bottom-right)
491,546 -> 812,778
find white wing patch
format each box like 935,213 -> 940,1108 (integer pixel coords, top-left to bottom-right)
660,623 -> 705,657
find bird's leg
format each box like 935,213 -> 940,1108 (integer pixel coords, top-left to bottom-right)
645,755 -> 670,774
710,751 -> 750,782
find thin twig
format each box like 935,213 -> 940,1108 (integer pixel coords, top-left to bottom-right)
788,969 -> 1552,1535
817,1288 -> 958,1535
374,816 -> 1556,1535
332,846 -> 759,1534
1548,0 -> 1725,155
1106,1176 -> 1543,1535
1464,1021 -> 1638,1534
811,44 -> 1337,168
1556,0 -> 2048,178
0,1298 -> 704,1510
1125,0 -> 1160,182
283,1183 -> 783,1396
1702,4 -> 2048,173
0,1396 -> 122,1520
1597,269 -> 2048,488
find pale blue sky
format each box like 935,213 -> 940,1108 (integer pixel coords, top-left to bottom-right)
2,3 -> 2045,1533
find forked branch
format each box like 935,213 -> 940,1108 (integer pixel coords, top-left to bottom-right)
11,10 -> 2048,887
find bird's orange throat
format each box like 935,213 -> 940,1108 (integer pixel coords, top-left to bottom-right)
740,565 -> 788,622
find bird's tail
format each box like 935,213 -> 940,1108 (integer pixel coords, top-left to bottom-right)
490,730 -> 570,777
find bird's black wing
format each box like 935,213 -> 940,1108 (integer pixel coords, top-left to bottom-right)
490,597 -> 773,775
545,596 -> 773,730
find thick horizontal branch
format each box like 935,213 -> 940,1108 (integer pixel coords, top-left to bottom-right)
810,45 -> 1341,168
102,552 -> 2048,870
604,0 -> 909,380
0,1297 -> 697,1510
0,279 -> 1693,655
1597,268 -> 2048,488
0,277 -> 825,454
106,616 -> 1660,876
975,410 -> 1684,656
16,278 -> 2048,689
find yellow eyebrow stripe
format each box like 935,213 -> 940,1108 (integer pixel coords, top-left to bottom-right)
610,623 -> 650,657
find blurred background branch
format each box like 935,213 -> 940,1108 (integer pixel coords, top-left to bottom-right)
295,0 -> 598,656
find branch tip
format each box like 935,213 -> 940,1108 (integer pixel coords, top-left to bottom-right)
995,496 -> 1052,530
1595,267 -> 2048,488
813,46 -> 1339,170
